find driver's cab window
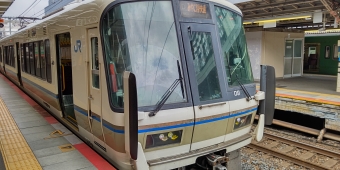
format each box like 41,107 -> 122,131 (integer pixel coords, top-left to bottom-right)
102,1 -> 186,108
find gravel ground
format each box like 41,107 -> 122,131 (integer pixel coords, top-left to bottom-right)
241,125 -> 340,170
241,147 -> 309,170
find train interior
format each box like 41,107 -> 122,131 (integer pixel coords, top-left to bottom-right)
303,43 -> 320,73
56,33 -> 77,126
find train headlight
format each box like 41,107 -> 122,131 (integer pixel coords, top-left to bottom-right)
145,130 -> 183,149
233,114 -> 252,130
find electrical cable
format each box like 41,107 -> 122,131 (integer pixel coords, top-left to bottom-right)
22,0 -> 43,17
19,0 -> 38,17
30,0 -> 64,18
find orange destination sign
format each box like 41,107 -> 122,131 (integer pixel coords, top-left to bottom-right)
180,1 -> 211,19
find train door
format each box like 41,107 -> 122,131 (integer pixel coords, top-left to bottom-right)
16,42 -> 22,86
86,28 -> 106,149
284,39 -> 303,78
181,23 -> 230,150
56,33 -> 77,126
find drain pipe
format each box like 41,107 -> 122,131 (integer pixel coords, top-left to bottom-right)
254,116 -> 340,142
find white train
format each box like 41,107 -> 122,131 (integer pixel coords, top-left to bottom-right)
0,0 -> 275,169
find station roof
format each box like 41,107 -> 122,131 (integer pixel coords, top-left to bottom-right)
0,0 -> 14,17
235,0 -> 338,31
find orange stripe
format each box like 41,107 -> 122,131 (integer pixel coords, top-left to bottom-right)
276,93 -> 340,106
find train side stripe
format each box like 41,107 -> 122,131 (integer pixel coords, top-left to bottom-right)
21,76 -> 58,99
75,105 -> 257,134
195,107 -> 257,126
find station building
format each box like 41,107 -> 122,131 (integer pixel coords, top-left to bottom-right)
235,0 -> 340,133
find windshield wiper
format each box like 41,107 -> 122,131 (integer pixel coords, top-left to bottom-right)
236,74 -> 252,101
148,78 -> 181,117
149,60 -> 184,117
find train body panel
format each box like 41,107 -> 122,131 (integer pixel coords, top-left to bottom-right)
0,0 -> 275,169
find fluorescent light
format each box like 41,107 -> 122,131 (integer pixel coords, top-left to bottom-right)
254,16 -> 312,23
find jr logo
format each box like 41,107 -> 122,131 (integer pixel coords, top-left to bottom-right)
234,90 -> 240,96
74,40 -> 82,53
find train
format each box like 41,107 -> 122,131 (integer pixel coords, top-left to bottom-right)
0,0 -> 276,169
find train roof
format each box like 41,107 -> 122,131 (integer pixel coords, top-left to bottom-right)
0,0 -> 241,42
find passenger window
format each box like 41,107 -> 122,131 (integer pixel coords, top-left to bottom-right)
29,43 -> 35,75
0,47 -> 2,62
45,40 -> 52,83
25,44 -> 30,74
189,32 -> 222,101
20,44 -> 25,72
91,37 -> 99,89
10,46 -> 14,67
40,41 -> 46,80
34,42 -> 41,77
4,46 -> 8,65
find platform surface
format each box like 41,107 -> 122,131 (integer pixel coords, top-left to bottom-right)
275,74 -> 340,106
0,74 -> 116,170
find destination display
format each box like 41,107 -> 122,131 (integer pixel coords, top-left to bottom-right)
180,1 -> 211,19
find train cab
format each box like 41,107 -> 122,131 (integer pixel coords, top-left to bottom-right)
0,0 -> 275,169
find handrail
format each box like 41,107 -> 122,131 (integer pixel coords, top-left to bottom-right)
61,65 -> 65,92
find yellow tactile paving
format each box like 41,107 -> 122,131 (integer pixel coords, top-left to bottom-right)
0,97 -> 42,170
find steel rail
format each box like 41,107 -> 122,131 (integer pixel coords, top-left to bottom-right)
248,143 -> 327,170
264,132 -> 340,160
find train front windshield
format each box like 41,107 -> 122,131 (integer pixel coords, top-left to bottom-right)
101,0 -> 253,109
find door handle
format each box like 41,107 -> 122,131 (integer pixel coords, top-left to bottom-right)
88,95 -> 93,100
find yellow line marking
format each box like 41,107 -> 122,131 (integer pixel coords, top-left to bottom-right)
276,88 -> 340,98
0,97 -> 42,170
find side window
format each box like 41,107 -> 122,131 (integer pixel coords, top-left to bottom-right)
29,43 -> 35,75
25,44 -> 31,74
0,47 -> 2,62
91,37 -> 99,89
4,46 -> 8,65
10,46 -> 15,67
34,42 -> 41,78
45,40 -> 52,83
40,41 -> 46,80
20,44 -> 25,72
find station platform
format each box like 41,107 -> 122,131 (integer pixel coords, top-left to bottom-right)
0,74 -> 116,170
274,74 -> 340,132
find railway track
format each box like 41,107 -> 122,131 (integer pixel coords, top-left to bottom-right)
245,130 -> 340,170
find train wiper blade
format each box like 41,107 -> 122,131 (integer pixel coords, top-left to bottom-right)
236,74 -> 252,101
177,60 -> 185,98
148,78 -> 181,117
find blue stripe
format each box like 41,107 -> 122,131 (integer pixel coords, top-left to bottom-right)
195,107 -> 257,126
138,107 -> 257,133
74,106 -> 87,116
103,122 -> 125,134
74,105 -> 256,135
92,115 -> 100,122
74,105 -> 125,134
138,122 -> 194,133
21,77 -> 58,99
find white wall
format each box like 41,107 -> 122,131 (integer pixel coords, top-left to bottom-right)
245,31 -> 262,80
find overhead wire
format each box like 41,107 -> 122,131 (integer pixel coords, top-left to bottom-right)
22,0 -> 43,17
29,0 -> 64,18
18,0 -> 38,17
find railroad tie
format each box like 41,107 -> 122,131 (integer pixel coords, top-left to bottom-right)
299,152 -> 314,160
322,159 -> 338,169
